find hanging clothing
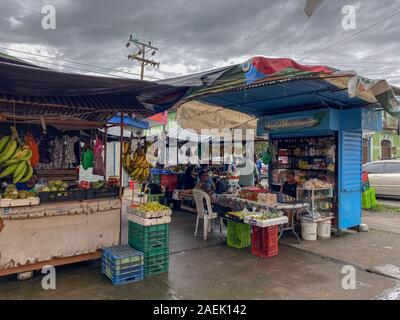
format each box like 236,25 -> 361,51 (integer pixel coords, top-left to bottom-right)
52,137 -> 64,169
63,135 -> 79,168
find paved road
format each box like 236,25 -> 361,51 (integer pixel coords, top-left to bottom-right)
1,208 -> 399,300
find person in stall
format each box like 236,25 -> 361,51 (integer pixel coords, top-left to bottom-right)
195,170 -> 216,202
280,170 -> 298,198
15,173 -> 38,192
236,155 -> 259,187
199,163 -> 215,190
182,165 -> 196,190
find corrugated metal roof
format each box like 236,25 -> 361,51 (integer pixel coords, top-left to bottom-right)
197,78 -> 380,117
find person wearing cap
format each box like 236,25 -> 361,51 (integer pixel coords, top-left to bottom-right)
195,170 -> 216,202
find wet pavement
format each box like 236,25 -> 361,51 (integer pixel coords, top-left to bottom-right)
1,206 -> 399,300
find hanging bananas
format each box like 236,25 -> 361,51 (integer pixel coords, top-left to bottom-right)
122,141 -> 154,183
0,130 -> 34,184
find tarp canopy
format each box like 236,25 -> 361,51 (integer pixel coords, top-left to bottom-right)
176,100 -> 257,133
0,54 -> 190,124
170,57 -> 400,119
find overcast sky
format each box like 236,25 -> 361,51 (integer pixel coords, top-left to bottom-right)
1,0 -> 400,84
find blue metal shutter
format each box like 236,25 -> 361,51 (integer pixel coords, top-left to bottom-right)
338,131 -> 362,229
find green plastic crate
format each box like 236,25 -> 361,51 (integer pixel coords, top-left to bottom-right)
227,221 -> 251,249
369,188 -> 377,208
362,190 -> 372,209
128,222 -> 169,252
144,248 -> 169,277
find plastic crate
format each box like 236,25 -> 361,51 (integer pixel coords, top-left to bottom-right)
369,188 -> 377,208
144,247 -> 169,277
160,174 -> 178,191
38,189 -> 84,203
227,221 -> 251,249
251,225 -> 279,259
85,186 -> 119,200
102,266 -> 144,285
362,190 -> 372,209
362,171 -> 369,183
101,245 -> 144,285
128,221 -> 169,252
102,245 -> 144,265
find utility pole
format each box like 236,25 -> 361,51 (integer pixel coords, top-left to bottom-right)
126,35 -> 160,80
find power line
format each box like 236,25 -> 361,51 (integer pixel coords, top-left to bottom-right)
0,46 -> 162,80
299,8 -> 400,62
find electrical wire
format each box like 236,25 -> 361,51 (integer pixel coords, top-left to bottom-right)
299,8 -> 400,62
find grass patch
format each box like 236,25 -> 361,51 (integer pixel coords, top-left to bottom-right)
366,203 -> 400,213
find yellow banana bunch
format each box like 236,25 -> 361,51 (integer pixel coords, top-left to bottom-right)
122,142 -> 153,182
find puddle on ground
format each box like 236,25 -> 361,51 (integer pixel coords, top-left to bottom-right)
374,264 -> 400,280
376,285 -> 400,300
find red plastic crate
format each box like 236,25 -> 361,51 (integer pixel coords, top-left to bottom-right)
160,174 -> 178,191
251,225 -> 279,259
362,171 -> 369,183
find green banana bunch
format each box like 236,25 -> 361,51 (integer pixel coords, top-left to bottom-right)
13,161 -> 27,184
0,163 -> 19,178
0,136 -> 10,154
0,134 -> 34,184
0,139 -> 17,163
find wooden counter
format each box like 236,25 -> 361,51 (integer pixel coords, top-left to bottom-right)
0,199 -> 121,276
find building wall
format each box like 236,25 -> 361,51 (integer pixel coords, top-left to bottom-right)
370,130 -> 400,161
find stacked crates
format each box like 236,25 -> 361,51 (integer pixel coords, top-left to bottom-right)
227,221 -> 251,249
101,245 -> 144,285
362,188 -> 377,209
251,225 -> 279,258
128,221 -> 170,277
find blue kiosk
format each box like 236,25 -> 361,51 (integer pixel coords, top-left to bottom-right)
257,108 -> 382,231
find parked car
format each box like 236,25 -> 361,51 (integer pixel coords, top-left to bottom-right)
363,159 -> 400,198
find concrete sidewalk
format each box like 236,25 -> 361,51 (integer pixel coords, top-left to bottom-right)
1,209 -> 399,300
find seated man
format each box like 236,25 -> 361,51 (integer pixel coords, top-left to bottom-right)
195,170 -> 216,202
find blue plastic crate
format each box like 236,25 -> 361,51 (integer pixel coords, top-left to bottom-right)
102,266 -> 144,286
102,245 -> 144,267
102,260 -> 143,277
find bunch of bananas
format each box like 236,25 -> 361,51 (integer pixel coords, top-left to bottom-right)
0,135 -> 34,184
122,141 -> 153,182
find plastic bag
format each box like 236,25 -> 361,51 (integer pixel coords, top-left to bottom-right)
92,137 -> 105,176
81,144 -> 94,171
25,132 -> 39,167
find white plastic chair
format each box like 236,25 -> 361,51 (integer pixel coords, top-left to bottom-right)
192,189 -> 223,240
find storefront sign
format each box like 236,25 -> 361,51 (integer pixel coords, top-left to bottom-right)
264,115 -> 319,131
258,110 -> 329,135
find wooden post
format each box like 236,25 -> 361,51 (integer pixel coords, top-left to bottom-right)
104,124 -> 108,181
119,113 -> 124,199
119,113 -> 124,244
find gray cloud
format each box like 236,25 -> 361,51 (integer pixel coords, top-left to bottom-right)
0,0 -> 400,84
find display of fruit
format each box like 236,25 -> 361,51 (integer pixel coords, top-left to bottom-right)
40,180 -> 69,192
136,202 -> 169,212
248,210 -> 283,221
122,141 -> 153,183
1,185 -> 36,200
108,176 -> 119,187
0,129 -> 34,184
91,180 -> 106,189
79,180 -> 90,190
227,211 -> 246,220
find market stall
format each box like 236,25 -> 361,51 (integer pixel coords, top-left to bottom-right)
176,56 -> 399,238
0,54 -> 189,277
